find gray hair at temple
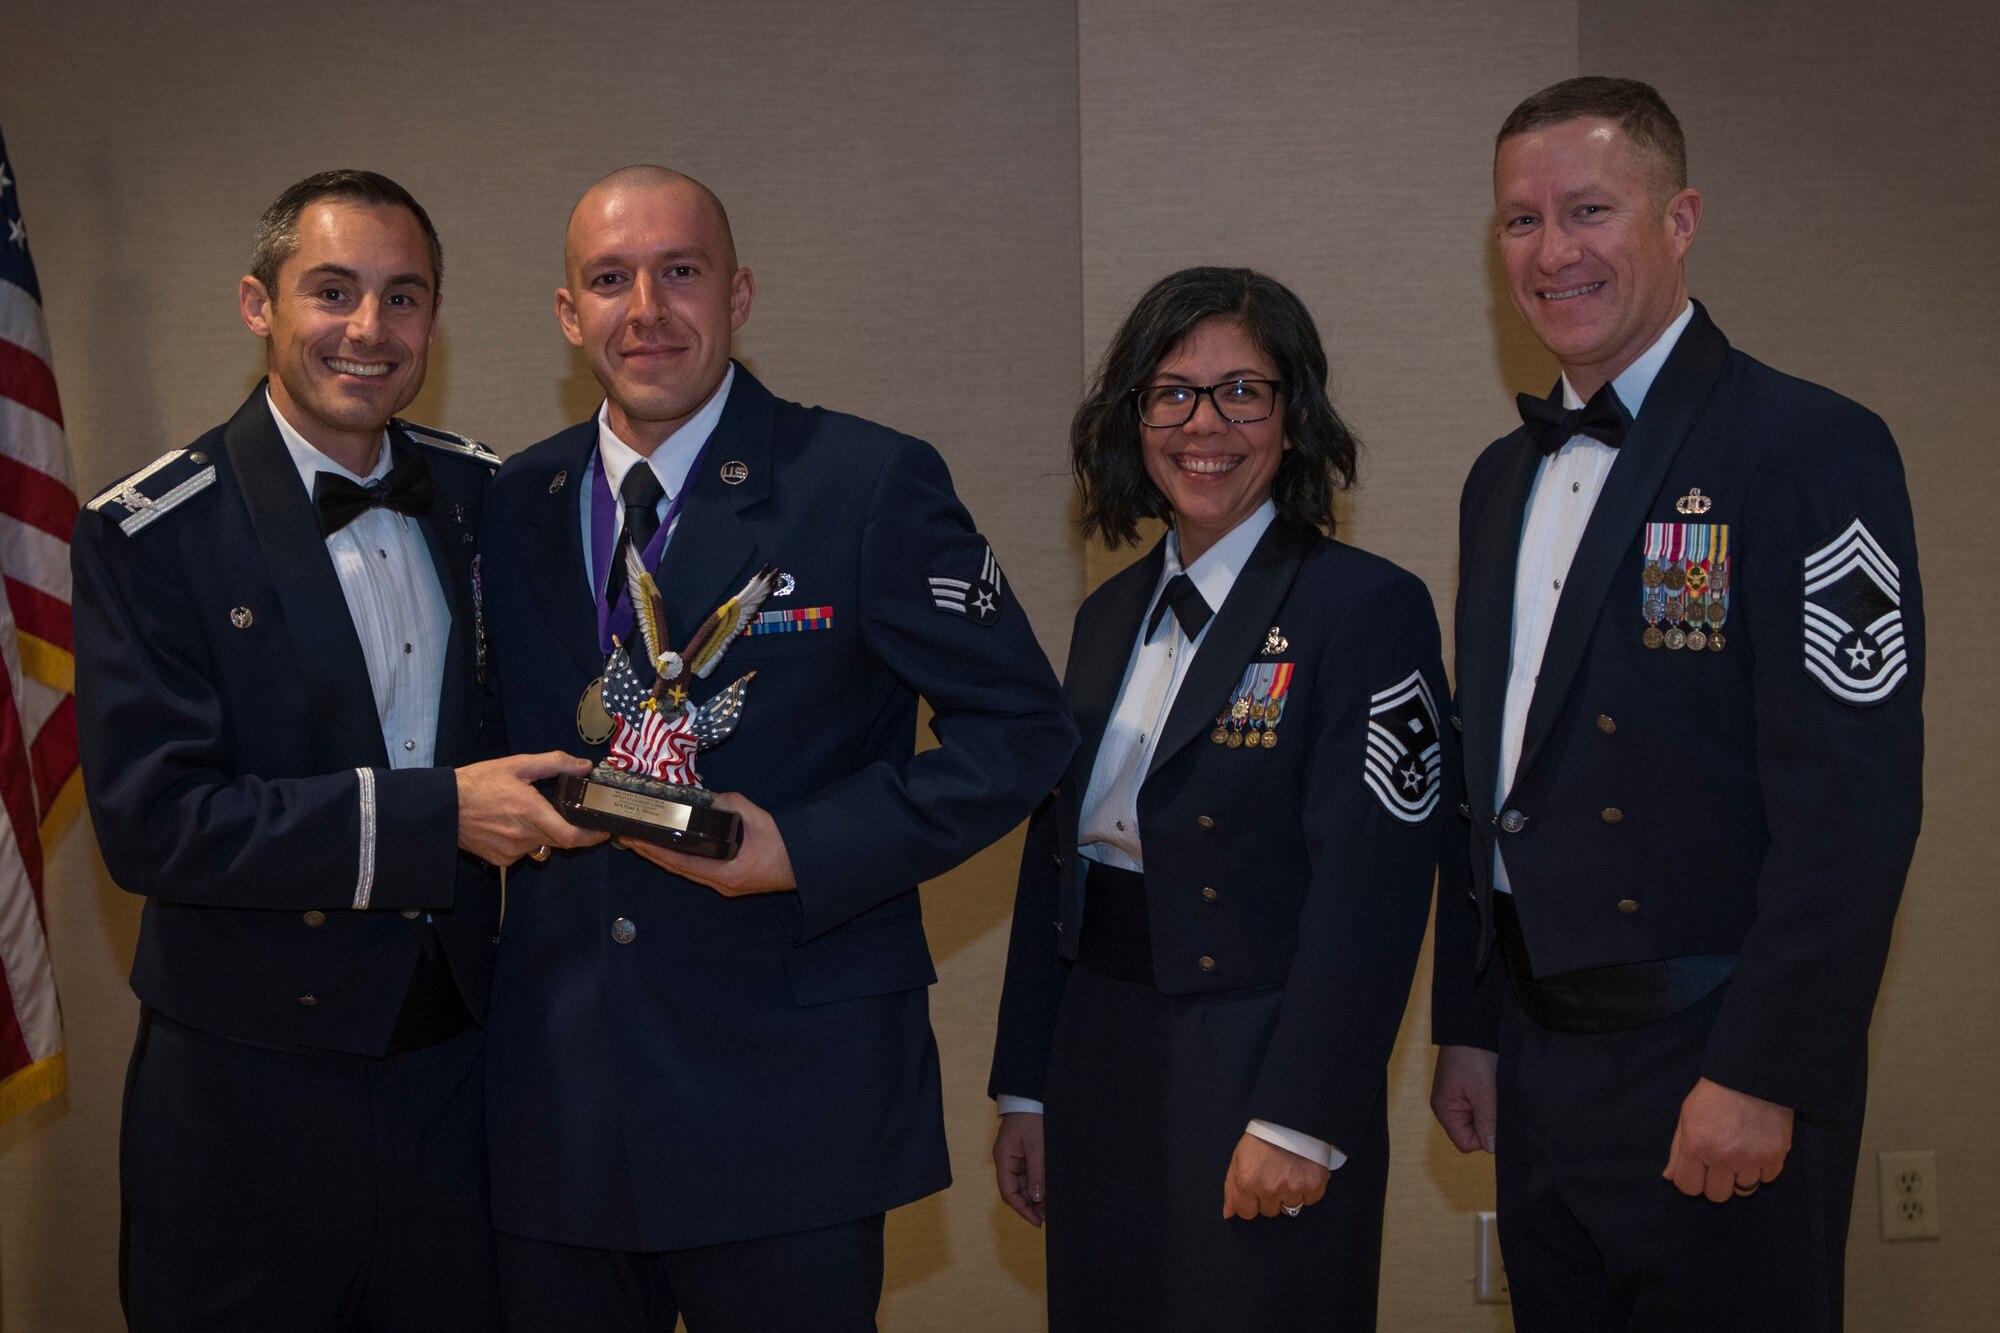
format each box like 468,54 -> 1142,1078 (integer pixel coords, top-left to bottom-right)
249,169 -> 444,297
1498,76 -> 1688,198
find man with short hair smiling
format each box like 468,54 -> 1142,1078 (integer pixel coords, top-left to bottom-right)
476,166 -> 1073,1330
1430,78 -> 1924,1329
73,169 -> 598,1332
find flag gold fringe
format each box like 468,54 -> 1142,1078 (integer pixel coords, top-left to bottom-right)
0,1051 -> 65,1127
39,767 -> 83,851
14,636 -> 72,697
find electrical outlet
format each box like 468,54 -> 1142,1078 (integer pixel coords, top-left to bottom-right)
1878,1150 -> 1941,1241
1475,1210 -> 1510,1302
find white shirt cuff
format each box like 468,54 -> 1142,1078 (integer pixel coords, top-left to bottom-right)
1247,1119 -> 1347,1170
996,1096 -> 1044,1117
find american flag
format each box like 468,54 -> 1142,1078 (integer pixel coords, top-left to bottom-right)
0,127 -> 74,1123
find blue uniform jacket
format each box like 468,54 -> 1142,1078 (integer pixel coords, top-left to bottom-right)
1432,303 -> 1925,1118
990,517 -> 1449,1155
478,365 -> 1075,1253
71,386 -> 501,1055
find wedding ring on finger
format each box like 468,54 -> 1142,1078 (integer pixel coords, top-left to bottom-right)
1281,1203 -> 1303,1218
1732,1181 -> 1760,1197
528,845 -> 551,863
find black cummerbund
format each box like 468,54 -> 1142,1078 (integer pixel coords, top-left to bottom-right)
1079,859 -> 1155,986
1492,892 -> 1735,1034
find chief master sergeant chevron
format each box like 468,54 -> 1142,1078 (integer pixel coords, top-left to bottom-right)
71,169 -> 602,1333
477,166 -> 1076,1331
1428,78 -> 1924,1331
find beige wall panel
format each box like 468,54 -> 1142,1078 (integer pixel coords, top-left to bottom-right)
1579,6 -> 2000,1327
0,2 -> 1080,1330
1076,3 -> 1571,1327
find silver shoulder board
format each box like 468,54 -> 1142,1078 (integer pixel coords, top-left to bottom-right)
398,420 -> 500,465
85,449 -> 218,537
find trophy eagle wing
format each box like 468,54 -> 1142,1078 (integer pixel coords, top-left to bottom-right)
682,565 -> 782,680
623,544 -> 678,679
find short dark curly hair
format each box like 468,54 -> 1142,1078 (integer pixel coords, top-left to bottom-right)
250,169 -> 442,297
1072,266 -> 1359,549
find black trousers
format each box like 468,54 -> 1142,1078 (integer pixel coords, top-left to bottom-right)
1042,962 -> 1389,1333
1496,981 -> 1865,1331
496,1216 -> 885,1332
119,1008 -> 499,1333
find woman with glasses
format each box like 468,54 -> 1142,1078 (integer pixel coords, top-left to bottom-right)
989,267 -> 1447,1330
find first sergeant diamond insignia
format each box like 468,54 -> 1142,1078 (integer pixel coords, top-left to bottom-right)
928,544 -> 1005,626
1803,516 -> 1909,705
1363,670 -> 1443,824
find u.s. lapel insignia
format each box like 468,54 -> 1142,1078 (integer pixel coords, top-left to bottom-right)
929,544 -> 1005,625
1261,626 -> 1288,656
549,470 -> 568,494
1676,487 -> 1713,515
1363,670 -> 1442,823
773,572 -> 796,598
720,460 -> 750,486
1803,517 -> 1908,704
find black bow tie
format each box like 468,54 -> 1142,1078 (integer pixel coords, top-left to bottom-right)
313,449 -> 435,537
1516,381 -> 1629,454
1147,573 -> 1213,642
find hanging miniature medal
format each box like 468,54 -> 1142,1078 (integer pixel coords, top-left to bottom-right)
1685,525 -> 1710,651
1260,663 -> 1293,748
1705,524 -> 1730,650
1641,523 -> 1669,648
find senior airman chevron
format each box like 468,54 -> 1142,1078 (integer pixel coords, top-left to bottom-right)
1364,670 -> 1442,823
928,544 -> 1004,625
1803,516 -> 1908,704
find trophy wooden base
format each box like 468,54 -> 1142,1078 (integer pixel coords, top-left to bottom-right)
555,773 -> 744,860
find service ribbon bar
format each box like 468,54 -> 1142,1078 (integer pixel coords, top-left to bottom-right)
744,606 -> 835,635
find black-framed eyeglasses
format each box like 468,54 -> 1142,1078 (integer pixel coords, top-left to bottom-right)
1131,379 -> 1282,428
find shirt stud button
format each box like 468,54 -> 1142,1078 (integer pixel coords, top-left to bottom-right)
403,740 -> 416,751
403,643 -> 413,654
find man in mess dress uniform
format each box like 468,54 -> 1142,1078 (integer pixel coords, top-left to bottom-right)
1429,78 -> 1924,1331
476,166 -> 1074,1331
72,170 -> 596,1332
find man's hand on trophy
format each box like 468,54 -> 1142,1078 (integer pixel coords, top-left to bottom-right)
620,791 -> 798,896
457,752 -> 607,867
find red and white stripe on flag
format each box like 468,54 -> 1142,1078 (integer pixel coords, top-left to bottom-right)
607,708 -> 699,786
0,129 -> 74,1123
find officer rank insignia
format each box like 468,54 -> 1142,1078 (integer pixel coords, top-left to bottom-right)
86,448 -> 216,536
929,544 -> 1004,625
1803,517 -> 1909,705
1212,662 -> 1293,749
1364,670 -> 1443,823
1641,521 -> 1730,651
